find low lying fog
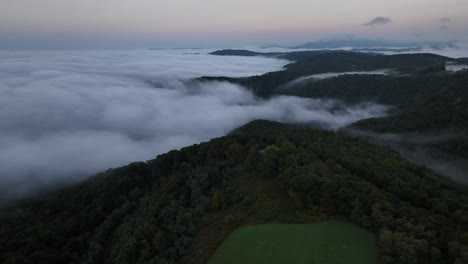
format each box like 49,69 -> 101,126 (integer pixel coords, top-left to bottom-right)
346,129 -> 468,183
0,49 -> 389,199
286,69 -> 392,86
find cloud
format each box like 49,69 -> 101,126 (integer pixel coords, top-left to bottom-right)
0,49 -> 389,199
364,16 -> 392,26
439,24 -> 449,31
439,17 -> 452,31
440,17 -> 452,23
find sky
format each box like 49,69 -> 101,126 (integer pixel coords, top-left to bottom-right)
1,0 -> 468,49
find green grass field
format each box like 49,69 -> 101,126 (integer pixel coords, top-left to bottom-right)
207,221 -> 378,264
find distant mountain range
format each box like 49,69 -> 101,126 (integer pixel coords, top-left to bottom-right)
262,39 -> 457,50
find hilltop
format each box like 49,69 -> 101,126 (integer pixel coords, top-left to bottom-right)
204,50 -> 468,181
1,120 -> 468,264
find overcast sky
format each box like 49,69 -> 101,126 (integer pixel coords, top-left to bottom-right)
0,0 -> 467,48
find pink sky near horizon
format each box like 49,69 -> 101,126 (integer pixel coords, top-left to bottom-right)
1,0 -> 467,48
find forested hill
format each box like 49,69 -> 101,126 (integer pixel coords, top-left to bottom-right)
206,50 -> 468,182
1,120 -> 468,264
205,50 -> 467,103
345,97 -> 468,182
350,97 -> 468,133
284,71 -> 468,110
209,49 -> 282,57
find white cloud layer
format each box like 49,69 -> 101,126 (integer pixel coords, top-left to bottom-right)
0,49 -> 388,199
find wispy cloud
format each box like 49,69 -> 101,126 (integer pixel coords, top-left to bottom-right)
440,17 -> 452,23
439,17 -> 452,31
364,16 -> 392,26
440,24 -> 449,31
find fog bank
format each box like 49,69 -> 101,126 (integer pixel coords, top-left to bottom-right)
0,49 -> 389,199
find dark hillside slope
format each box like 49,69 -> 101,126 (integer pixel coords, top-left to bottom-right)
210,50 -> 282,57
1,120 -> 468,264
285,71 -> 468,110
346,97 -> 468,182
203,51 -> 452,98
351,97 -> 468,133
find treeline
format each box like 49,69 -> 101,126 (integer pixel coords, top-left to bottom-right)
1,120 -> 468,264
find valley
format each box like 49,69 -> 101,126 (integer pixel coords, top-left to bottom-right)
1,49 -> 468,264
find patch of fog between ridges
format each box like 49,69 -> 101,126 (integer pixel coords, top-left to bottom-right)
284,69 -> 393,87
0,50 -> 389,200
446,63 -> 468,72
344,128 -> 468,183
